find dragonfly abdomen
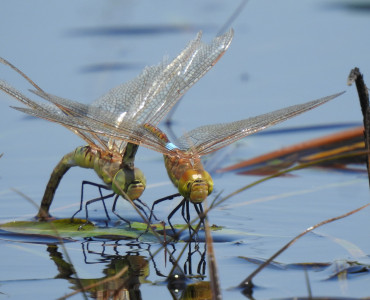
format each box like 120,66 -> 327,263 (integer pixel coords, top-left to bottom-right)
73,146 -> 121,185
73,146 -> 97,169
143,123 -> 178,151
37,150 -> 77,219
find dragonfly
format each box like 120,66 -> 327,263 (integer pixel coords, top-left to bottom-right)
3,59 -> 344,235
142,92 -> 344,233
0,29 -> 234,223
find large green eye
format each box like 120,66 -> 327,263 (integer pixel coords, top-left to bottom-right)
178,170 -> 198,197
202,170 -> 213,195
178,170 -> 213,203
112,168 -> 146,200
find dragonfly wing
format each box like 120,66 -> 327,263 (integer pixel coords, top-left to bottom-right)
29,90 -> 132,152
90,29 -> 234,126
11,104 -> 107,151
13,104 -> 175,156
19,30 -> 233,153
30,89 -> 91,117
0,64 -> 110,149
147,29 -> 234,125
1,30 -> 233,156
0,56 -> 88,118
176,92 -> 345,155
0,80 -> 49,112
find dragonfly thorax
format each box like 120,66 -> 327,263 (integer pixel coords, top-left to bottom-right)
112,168 -> 146,200
73,146 -> 146,200
178,169 -> 213,204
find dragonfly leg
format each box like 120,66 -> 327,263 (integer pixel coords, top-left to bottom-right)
76,192 -> 115,230
132,202 -> 149,220
181,200 -> 191,235
71,181 -> 112,221
168,198 -> 186,237
84,192 -> 115,221
134,198 -> 158,221
193,203 -> 205,229
110,196 -> 151,225
138,193 -> 182,238
112,195 -> 131,227
87,181 -> 111,220
181,200 -> 200,235
148,193 -> 181,224
142,193 -> 182,235
70,187 -> 85,220
96,184 -> 111,221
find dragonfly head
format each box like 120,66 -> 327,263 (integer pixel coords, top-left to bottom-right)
112,168 -> 146,200
178,169 -> 213,204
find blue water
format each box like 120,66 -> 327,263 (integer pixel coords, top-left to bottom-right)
1,0 -> 370,299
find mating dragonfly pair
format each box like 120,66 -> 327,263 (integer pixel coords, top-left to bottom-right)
0,29 -> 343,236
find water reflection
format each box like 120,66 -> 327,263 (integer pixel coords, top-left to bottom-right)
46,239 -> 211,299
47,242 -> 148,299
166,242 -> 211,300
168,277 -> 212,300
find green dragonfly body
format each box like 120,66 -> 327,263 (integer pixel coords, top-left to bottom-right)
39,144 -> 145,219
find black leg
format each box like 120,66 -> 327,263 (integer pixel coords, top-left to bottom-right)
135,198 -> 157,221
112,195 -> 131,226
71,182 -> 85,220
84,192 -> 115,221
96,184 -> 111,220
76,191 -> 116,230
71,180 -> 113,221
132,202 -> 149,220
181,200 -> 192,235
110,196 -> 153,225
148,193 -> 181,224
167,198 -> 185,236
181,200 -> 201,235
186,200 -> 191,229
142,193 -> 183,236
194,203 -> 205,229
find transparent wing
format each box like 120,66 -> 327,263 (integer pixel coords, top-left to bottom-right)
0,58 -> 106,149
176,92 -> 345,156
11,103 -> 175,157
27,29 -> 233,128
10,90 -> 344,161
0,76 -> 167,154
0,80 -> 108,149
91,29 -> 234,126
28,90 -> 131,152
1,29 -> 233,154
